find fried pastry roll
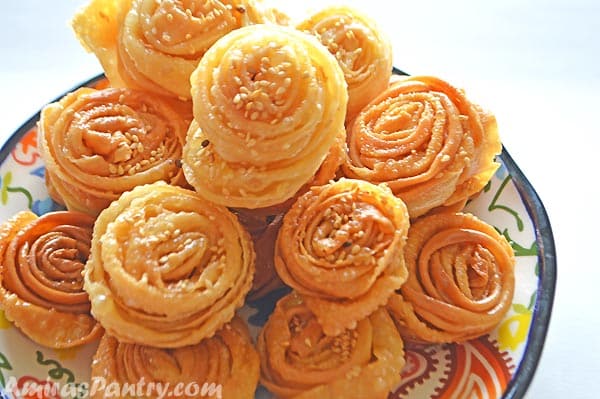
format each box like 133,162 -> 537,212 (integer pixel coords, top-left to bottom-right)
342,76 -> 501,218
258,292 -> 405,399
72,0 -> 286,99
0,211 -> 102,348
275,178 -> 409,336
38,87 -> 189,216
297,5 -> 393,122
91,317 -> 259,399
84,181 -> 255,348
387,212 -> 515,343
183,24 -> 347,209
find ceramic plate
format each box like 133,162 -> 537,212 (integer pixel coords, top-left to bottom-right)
0,74 -> 556,399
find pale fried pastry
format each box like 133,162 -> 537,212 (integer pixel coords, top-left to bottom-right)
38,87 -> 189,216
84,181 -> 255,348
342,75 -> 501,218
0,211 -> 102,348
297,5 -> 393,123
275,178 -> 409,336
183,24 -> 347,209
91,317 -> 259,399
387,212 -> 515,343
72,0 -> 287,99
258,292 -> 405,399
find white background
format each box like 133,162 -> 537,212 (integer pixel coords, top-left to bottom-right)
1,0 -> 599,397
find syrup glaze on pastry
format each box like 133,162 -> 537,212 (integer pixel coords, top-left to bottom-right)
258,292 -> 405,399
38,87 -> 189,216
91,317 -> 259,399
0,211 -> 102,348
297,5 -> 393,123
84,181 -> 255,348
275,178 -> 409,336
387,212 -> 515,343
342,75 -> 501,218
183,24 -> 347,209
72,0 -> 287,99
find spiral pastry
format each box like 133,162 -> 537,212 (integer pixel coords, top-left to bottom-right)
258,292 -> 405,399
183,24 -> 348,209
84,181 -> 255,348
0,211 -> 102,348
38,87 -> 189,216
275,178 -> 409,336
72,0 -> 286,99
387,212 -> 515,343
342,75 -> 501,218
297,5 -> 393,122
91,317 -> 259,399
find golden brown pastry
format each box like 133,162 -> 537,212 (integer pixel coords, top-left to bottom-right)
183,24 -> 347,209
234,211 -> 285,301
72,0 -> 287,99
91,317 -> 259,399
275,178 -> 409,336
258,292 -> 405,399
387,212 -> 515,343
342,75 -> 501,218
84,181 -> 255,348
297,5 -> 393,122
0,211 -> 102,348
38,87 -> 189,216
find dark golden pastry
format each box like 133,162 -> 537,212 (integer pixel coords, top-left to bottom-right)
258,292 -> 405,399
342,75 -> 501,218
275,178 -> 409,336
387,212 -> 515,343
38,87 -> 189,216
0,211 -> 102,348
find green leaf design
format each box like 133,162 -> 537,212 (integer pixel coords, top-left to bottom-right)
0,171 -> 34,208
488,175 -> 524,231
1,172 -> 11,204
6,186 -> 33,209
497,228 -> 537,257
36,350 -> 75,383
0,351 -> 13,387
528,291 -> 537,310
513,304 -> 530,314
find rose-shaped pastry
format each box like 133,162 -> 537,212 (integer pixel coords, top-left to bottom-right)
183,24 -> 347,209
91,317 -> 259,399
258,292 -> 405,399
84,181 -> 255,348
72,0 -> 287,99
297,5 -> 393,122
0,211 -> 102,348
38,87 -> 189,216
387,212 -> 515,343
342,75 -> 501,218
275,178 -> 409,336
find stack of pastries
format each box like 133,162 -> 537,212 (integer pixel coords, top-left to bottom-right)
0,1 -> 517,398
